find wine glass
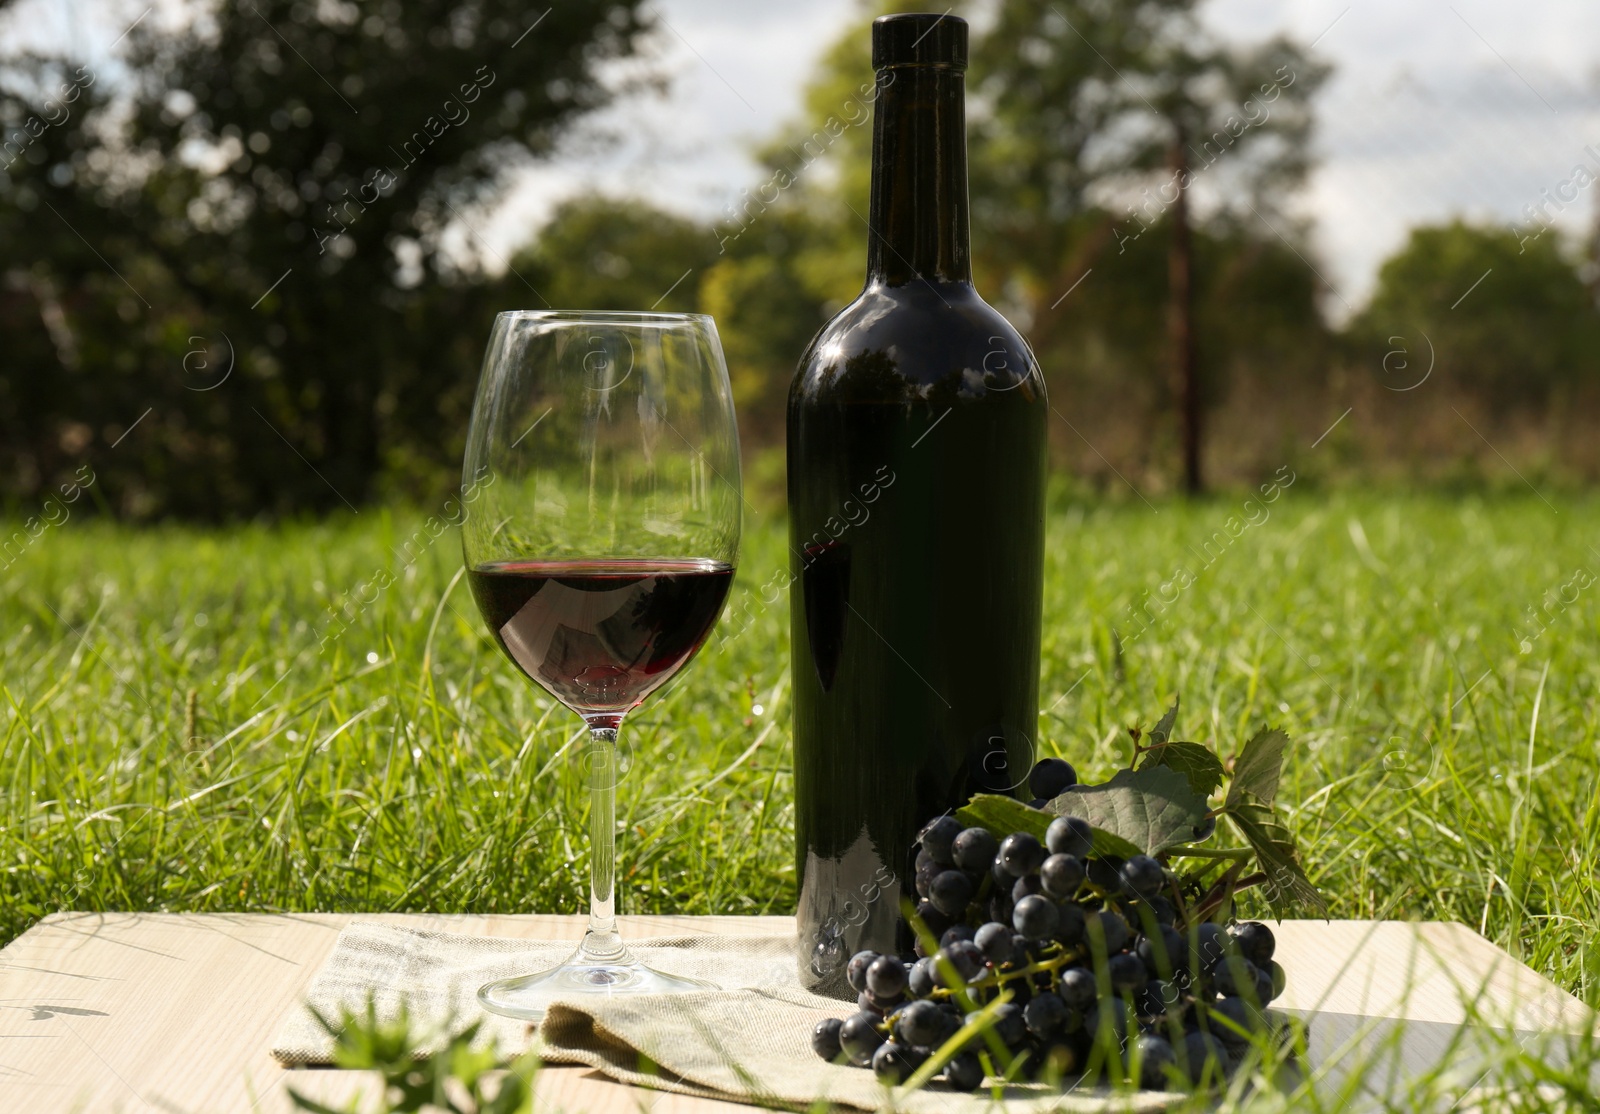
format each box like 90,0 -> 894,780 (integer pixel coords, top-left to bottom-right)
461,310 -> 742,1019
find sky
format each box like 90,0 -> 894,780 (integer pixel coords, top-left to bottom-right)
11,0 -> 1600,316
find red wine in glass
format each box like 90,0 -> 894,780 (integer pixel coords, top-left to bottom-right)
469,558 -> 734,728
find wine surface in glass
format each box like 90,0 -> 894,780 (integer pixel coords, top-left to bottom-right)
469,558 -> 733,723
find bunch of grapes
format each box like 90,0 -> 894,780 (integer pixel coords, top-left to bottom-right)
808,759 -> 1289,1092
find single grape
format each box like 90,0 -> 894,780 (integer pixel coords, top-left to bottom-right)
895,999 -> 946,1048
871,1040 -> 925,1085
1011,873 -> 1044,902
914,846 -> 933,873
1028,757 -> 1078,800
1135,978 -> 1179,1019
1045,814 -> 1094,857
1107,951 -> 1146,993
936,940 -> 985,986
1188,922 -> 1227,973
1039,853 -> 1085,899
1086,856 -> 1123,893
918,815 -> 963,865
839,1011 -> 886,1065
991,1002 -> 1027,1047
951,826 -> 999,873
1023,990 -> 1069,1038
1180,1029 -> 1233,1084
973,921 -> 1015,965
1267,960 -> 1286,1001
943,1050 -> 984,1092
846,951 -> 880,994
1137,925 -> 1187,978
1208,995 -> 1265,1048
907,956 -> 937,999
930,870 -> 975,917
1027,797 -> 1048,808
939,923 -> 976,949
867,954 -> 909,999
999,831 -> 1046,877
860,989 -> 903,1014
1084,999 -> 1130,1050
1058,966 -> 1097,1010
811,1017 -> 844,1061
1133,1033 -> 1177,1089
1229,921 -> 1276,966
1120,854 -> 1167,900
1013,894 -> 1060,940
913,900 -> 952,940
914,860 -> 938,899
1056,901 -> 1087,946
987,892 -> 1014,928
1088,909 -> 1131,956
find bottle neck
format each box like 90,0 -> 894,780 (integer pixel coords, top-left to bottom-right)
866,65 -> 972,286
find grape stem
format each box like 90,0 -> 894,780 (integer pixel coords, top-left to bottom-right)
1167,845 -> 1253,861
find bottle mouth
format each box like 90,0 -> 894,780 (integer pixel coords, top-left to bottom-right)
872,12 -> 968,71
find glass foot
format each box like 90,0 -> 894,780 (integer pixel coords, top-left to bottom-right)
478,947 -> 715,1020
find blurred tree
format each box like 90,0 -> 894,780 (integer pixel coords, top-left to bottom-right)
1351,220 -> 1599,402
513,196 -> 716,313
0,0 -> 650,516
972,1 -> 1329,493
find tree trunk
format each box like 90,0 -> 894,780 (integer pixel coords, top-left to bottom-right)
1168,124 -> 1202,495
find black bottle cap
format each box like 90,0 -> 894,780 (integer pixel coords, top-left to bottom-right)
872,13 -> 968,70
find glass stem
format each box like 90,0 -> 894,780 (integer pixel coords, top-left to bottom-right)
578,722 -> 627,964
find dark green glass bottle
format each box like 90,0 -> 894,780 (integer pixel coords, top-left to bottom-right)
788,13 -> 1048,995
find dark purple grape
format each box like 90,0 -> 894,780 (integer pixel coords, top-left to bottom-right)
895,999 -> 946,1047
943,1050 -> 984,1091
1107,951 -> 1146,993
1028,797 -> 1049,808
987,891 -> 1014,928
1180,1029 -> 1233,1084
918,815 -> 963,865
1188,921 -> 1227,973
1011,873 -> 1044,902
1135,978 -> 1179,1019
929,869 -> 975,917
951,826 -> 999,873
973,921 -> 1015,965
990,1002 -> 1027,1047
912,900 -> 951,940
914,860 -> 939,899
1267,960 -> 1286,1001
1229,921 -> 1276,966
846,951 -> 880,994
871,1040 -> 925,1084
1056,901 -> 1087,946
1023,990 -> 1068,1038
1045,815 -> 1094,857
1086,856 -> 1123,893
867,954 -> 908,999
908,956 -> 937,998
1028,757 -> 1078,800
1058,966 -> 1096,1010
1040,853 -> 1085,899
1120,854 -> 1167,900
937,940 -> 985,986
1013,894 -> 1060,940
1089,909 -> 1131,955
1133,1033 -> 1176,1089
1137,925 -> 1187,978
811,1017 -> 844,1061
939,923 -> 976,949
1208,995 -> 1266,1047
999,832 -> 1046,877
839,1011 -> 885,1065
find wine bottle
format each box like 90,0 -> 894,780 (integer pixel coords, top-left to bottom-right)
789,13 -> 1048,995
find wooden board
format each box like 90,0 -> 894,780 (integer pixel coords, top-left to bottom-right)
0,913 -> 1590,1112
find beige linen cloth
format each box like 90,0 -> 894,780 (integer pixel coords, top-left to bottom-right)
271,921 -> 1176,1112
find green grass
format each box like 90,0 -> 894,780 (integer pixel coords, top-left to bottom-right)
4,489 -> 1599,1107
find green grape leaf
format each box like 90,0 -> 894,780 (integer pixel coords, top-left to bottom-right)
955,793 -> 1141,860
1148,697 -> 1180,746
1225,800 -> 1328,916
1224,727 -> 1290,809
1139,740 -> 1226,801
1044,766 -> 1215,856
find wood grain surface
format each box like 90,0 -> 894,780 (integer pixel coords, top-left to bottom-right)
0,913 -> 1589,1112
